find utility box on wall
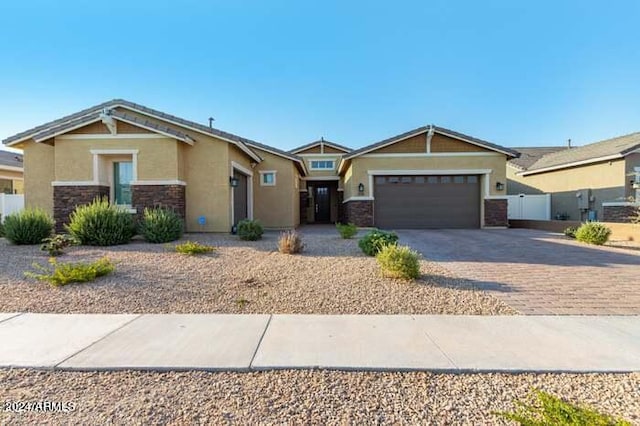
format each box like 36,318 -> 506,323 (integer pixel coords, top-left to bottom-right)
576,189 -> 591,210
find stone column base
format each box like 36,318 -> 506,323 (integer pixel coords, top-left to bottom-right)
603,205 -> 638,223
484,199 -> 508,227
344,200 -> 374,227
131,185 -> 186,220
53,185 -> 110,232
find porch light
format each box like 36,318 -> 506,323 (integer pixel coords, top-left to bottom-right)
358,183 -> 365,193
495,181 -> 505,191
229,177 -> 239,187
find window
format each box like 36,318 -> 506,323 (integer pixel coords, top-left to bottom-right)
260,171 -> 276,186
467,175 -> 478,184
427,176 -> 438,184
440,176 -> 451,184
113,162 -> 133,205
453,176 -> 465,184
310,160 -> 334,170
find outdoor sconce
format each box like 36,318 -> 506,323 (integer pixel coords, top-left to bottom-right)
229,177 -> 239,187
358,183 -> 365,193
495,181 -> 505,191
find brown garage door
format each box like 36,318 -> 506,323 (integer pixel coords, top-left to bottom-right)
374,175 -> 480,229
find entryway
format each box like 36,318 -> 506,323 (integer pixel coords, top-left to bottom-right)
232,171 -> 248,225
306,182 -> 340,224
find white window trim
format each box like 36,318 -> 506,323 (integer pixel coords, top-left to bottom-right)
309,159 -> 335,170
259,170 -> 277,186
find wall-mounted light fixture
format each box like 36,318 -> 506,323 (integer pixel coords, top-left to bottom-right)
358,183 -> 365,193
495,181 -> 505,191
230,176 -> 239,187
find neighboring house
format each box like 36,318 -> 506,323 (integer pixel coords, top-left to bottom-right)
0,150 -> 24,194
2,99 -> 517,231
508,133 -> 640,222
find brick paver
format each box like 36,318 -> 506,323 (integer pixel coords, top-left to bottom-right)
397,229 -> 640,315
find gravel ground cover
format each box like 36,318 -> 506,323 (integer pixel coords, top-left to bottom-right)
0,230 -> 514,314
1,369 -> 637,424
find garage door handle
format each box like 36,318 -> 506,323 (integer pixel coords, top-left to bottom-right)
315,204 -> 318,213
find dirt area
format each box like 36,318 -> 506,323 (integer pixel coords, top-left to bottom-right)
0,230 -> 514,315
1,369 -> 637,425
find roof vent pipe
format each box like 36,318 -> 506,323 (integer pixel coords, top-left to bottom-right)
208,117 -> 215,128
567,138 -> 572,149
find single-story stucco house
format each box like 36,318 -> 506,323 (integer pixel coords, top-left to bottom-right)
0,150 -> 24,194
2,99 -> 518,231
507,133 -> 640,222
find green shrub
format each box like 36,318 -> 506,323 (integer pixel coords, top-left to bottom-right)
175,241 -> 215,255
41,234 -> 78,256
237,219 -> 264,241
0,215 -> 4,238
66,198 -> 136,246
139,207 -> 184,243
278,230 -> 304,254
3,209 -> 54,245
25,257 -> 115,287
376,244 -> 420,280
563,226 -> 578,239
336,222 -> 358,239
495,389 -> 631,426
575,222 -> 612,245
358,229 -> 399,256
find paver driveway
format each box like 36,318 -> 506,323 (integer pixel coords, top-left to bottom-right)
397,229 -> 640,315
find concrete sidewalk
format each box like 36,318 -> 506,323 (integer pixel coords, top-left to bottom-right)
0,313 -> 639,373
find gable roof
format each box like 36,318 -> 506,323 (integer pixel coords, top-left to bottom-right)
2,99 -> 263,162
242,140 -> 307,175
290,139 -> 352,154
343,125 -> 519,160
0,150 -> 23,169
522,132 -> 640,175
508,146 -> 568,171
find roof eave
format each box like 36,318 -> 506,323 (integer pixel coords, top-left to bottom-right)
521,153 -> 625,176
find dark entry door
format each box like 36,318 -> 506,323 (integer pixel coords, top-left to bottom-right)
233,172 -> 248,225
314,186 -> 331,223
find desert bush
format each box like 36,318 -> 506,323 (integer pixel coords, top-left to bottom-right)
3,208 -> 54,245
376,244 -> 420,280
41,234 -> 78,256
563,226 -> 578,238
139,207 -> 184,243
575,222 -> 611,245
278,230 -> 304,254
25,257 -> 115,287
66,197 -> 135,246
237,219 -> 264,241
495,389 -> 631,426
336,222 -> 358,239
358,229 -> 398,256
175,241 -> 215,255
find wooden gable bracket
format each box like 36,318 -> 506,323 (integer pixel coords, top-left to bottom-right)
99,109 -> 117,135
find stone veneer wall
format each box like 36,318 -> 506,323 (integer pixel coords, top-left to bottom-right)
344,200 -> 373,227
131,185 -> 186,220
53,185 -> 110,232
337,191 -> 345,223
299,192 -> 308,225
484,199 -> 508,227
603,205 -> 638,223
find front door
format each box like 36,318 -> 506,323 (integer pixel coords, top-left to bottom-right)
233,172 -> 248,225
313,186 -> 331,222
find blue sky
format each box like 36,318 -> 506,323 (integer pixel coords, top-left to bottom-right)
1,0 -> 639,152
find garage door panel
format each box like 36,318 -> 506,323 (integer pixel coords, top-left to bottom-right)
374,175 -> 480,229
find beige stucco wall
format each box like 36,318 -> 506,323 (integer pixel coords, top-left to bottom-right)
625,153 -> 640,199
507,159 -> 627,220
251,147 -> 298,229
343,154 -> 508,200
22,141 -> 55,213
53,137 -> 180,182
